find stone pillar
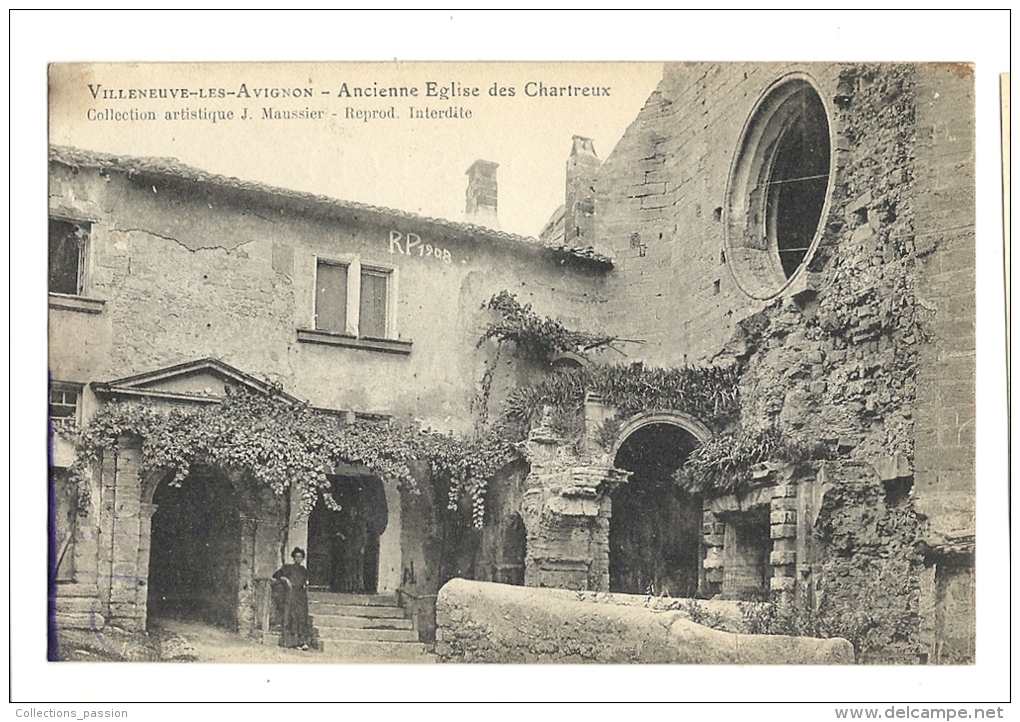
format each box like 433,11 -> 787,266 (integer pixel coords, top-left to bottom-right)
106,443 -> 147,631
769,481 -> 798,597
239,500 -> 287,638
582,392 -> 612,457
519,417 -> 629,591
377,477 -> 402,594
97,447 -> 118,620
237,513 -> 258,635
133,502 -> 157,629
701,508 -> 725,596
286,483 -> 308,561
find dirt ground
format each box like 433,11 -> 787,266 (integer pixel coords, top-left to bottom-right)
56,618 -> 434,664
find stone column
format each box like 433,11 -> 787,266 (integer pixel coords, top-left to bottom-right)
701,508 -> 725,596
106,443 -> 147,631
286,483 -> 309,561
519,416 -> 630,591
241,502 -> 287,640
769,481 -> 798,597
133,502 -> 157,629
377,477 -> 402,594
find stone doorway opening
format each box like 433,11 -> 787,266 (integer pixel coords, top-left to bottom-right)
148,468 -> 242,630
719,506 -> 771,599
610,423 -> 702,598
307,475 -> 388,594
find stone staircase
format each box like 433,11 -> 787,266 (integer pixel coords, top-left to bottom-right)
305,591 -> 434,662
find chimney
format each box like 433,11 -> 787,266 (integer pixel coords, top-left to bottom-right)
465,159 -> 499,229
565,136 -> 600,247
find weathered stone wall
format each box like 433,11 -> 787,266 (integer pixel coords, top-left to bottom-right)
595,63 -> 841,366
475,463 -> 529,586
810,461 -> 925,664
910,65 -> 976,664
591,63 -> 974,663
435,579 -> 853,663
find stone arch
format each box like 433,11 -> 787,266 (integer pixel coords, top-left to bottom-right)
610,410 -> 713,457
607,411 -> 712,598
139,463 -> 284,632
147,466 -> 248,628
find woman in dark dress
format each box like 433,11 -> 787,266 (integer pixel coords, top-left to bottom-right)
272,547 -> 313,650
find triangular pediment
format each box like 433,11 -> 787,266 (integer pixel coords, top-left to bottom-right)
93,358 -> 299,405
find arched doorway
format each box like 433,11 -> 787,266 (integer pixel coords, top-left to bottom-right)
609,419 -> 705,598
147,468 -> 242,629
306,475 -> 388,593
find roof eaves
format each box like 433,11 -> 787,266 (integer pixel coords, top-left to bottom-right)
50,145 -> 613,267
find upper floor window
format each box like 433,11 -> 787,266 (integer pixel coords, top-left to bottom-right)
315,260 -> 350,334
358,267 -> 389,339
49,382 -> 81,422
314,258 -> 393,339
49,219 -> 90,296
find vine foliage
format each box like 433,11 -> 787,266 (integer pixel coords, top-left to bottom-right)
495,363 -> 741,446
674,426 -> 834,495
478,291 -> 616,360
58,388 -> 519,526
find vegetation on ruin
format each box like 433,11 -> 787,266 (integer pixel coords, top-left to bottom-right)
478,291 -> 617,360
674,426 -> 834,495
495,362 -> 741,448
55,388 -> 519,526
738,590 -> 882,661
477,290 -> 741,453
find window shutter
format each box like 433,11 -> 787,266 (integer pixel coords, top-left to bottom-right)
315,262 -> 348,334
359,270 -> 388,339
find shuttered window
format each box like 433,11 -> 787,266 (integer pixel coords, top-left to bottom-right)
359,269 -> 388,339
315,261 -> 349,334
314,259 -> 392,339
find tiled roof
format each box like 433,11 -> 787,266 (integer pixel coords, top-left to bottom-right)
50,145 -> 612,267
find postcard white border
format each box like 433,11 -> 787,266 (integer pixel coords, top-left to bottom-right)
10,9 -> 1012,708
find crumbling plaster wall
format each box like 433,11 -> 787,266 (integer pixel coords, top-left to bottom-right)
48,163 -> 607,433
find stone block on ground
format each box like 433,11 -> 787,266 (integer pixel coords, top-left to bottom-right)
435,579 -> 853,664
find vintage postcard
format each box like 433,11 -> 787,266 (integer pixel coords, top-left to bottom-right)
20,9 -> 1010,705
45,58 -> 981,673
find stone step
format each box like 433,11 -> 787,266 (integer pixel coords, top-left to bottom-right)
312,615 -> 413,630
307,602 -> 406,618
316,626 -> 420,643
306,592 -> 399,607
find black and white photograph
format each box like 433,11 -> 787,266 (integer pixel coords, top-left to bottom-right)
14,10 -> 1011,709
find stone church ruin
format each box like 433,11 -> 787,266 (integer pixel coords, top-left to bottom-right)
49,62 -> 975,664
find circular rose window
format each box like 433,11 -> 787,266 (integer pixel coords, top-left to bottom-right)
724,76 -> 834,299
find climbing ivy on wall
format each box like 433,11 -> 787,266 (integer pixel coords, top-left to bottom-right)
478,291 -> 617,360
674,426 -> 834,496
56,389 -> 519,526
495,363 -> 741,446
475,290 -> 743,450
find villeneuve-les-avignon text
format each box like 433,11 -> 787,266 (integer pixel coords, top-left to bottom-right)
84,81 -> 611,124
